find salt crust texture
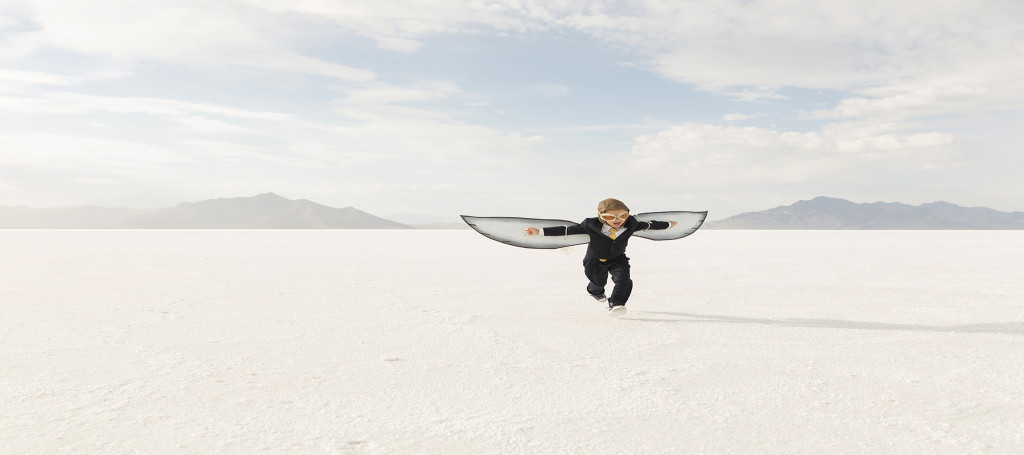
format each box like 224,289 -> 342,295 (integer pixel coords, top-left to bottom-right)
2,230 -> 1022,454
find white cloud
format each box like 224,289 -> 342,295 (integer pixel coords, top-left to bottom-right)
2,0 -> 1021,213
0,69 -> 79,94
0,132 -> 190,169
584,1 -> 1019,89
13,1 -> 261,57
813,74 -> 1019,122
0,91 -> 295,120
0,76 -> 543,193
12,1 -> 1018,118
341,81 -> 462,105
235,0 -> 544,51
629,122 -> 960,187
326,81 -> 544,162
323,106 -> 544,163
228,52 -> 376,82
3,0 -> 375,82
9,1 -> 1021,95
722,113 -> 764,122
0,69 -> 78,86
183,138 -> 384,169
170,116 -> 249,134
565,0 -> 1024,126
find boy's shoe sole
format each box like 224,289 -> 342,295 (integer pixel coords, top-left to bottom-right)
608,305 -> 627,317
591,293 -> 608,302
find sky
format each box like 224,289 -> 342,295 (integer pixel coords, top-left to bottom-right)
1,0 -> 1022,222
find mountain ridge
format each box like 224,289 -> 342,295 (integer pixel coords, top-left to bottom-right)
6,194 -> 1023,229
0,193 -> 411,229
706,196 -> 1024,229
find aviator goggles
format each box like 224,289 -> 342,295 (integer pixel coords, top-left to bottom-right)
599,211 -> 630,221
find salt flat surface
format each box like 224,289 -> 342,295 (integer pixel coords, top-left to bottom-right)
2,230 -> 1023,454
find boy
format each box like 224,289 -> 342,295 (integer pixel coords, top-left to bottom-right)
524,198 -> 678,314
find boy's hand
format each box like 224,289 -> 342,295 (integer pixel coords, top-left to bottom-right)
669,221 -> 678,228
524,227 -> 540,236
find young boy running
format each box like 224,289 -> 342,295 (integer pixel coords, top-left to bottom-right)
524,198 -> 677,315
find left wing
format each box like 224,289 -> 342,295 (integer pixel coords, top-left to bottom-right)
633,211 -> 708,241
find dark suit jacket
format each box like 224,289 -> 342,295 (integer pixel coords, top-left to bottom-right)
542,216 -> 671,261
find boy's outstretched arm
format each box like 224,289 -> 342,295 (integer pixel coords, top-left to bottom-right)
642,220 -> 679,230
526,223 -> 587,236
528,222 -> 675,235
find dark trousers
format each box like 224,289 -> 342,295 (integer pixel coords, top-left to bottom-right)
584,255 -> 632,306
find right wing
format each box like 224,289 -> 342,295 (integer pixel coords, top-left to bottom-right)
460,215 -> 588,249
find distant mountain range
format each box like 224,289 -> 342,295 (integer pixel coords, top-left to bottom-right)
705,196 -> 1024,229
0,193 -> 413,229
5,194 -> 1022,229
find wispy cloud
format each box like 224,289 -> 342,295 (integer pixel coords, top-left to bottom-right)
722,113 -> 765,122
562,1 -> 1024,119
0,69 -> 79,86
0,0 -> 1021,215
629,122 -> 961,187
0,91 -> 295,123
0,132 -> 190,168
